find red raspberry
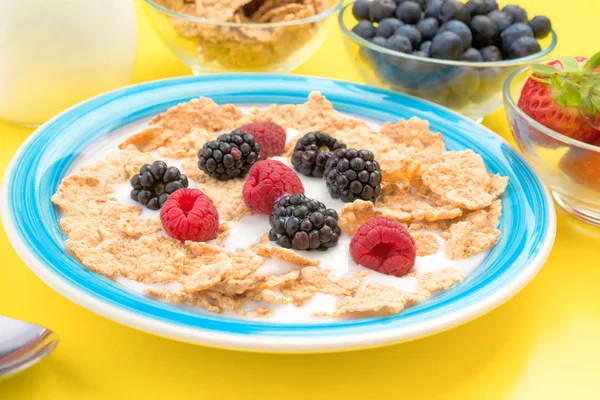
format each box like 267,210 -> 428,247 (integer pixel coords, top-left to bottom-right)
239,122 -> 286,158
243,160 -> 304,214
349,217 -> 416,277
160,188 -> 219,242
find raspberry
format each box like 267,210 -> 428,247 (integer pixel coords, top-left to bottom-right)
160,188 -> 219,242
238,122 -> 286,159
243,160 -> 304,214
349,217 -> 416,277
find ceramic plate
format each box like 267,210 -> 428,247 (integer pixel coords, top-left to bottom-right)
1,75 -> 555,352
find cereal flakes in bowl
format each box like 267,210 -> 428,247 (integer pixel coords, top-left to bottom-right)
143,0 -> 343,73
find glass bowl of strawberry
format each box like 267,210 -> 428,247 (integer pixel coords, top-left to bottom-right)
503,54 -> 600,225
340,0 -> 557,121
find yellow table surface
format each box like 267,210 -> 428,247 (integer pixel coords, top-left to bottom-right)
1,0 -> 599,398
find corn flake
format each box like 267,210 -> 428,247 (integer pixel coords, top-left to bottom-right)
52,175 -> 116,217
411,231 -> 440,257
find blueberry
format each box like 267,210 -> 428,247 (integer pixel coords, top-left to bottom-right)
397,0 -> 427,10
483,0 -> 499,12
529,16 -> 552,39
430,31 -> 463,60
502,4 -> 528,23
466,0 -> 498,15
416,17 -> 439,41
370,0 -> 397,22
417,71 -> 451,101
424,0 -> 444,19
419,40 -> 432,54
352,20 -> 377,39
470,15 -> 498,48
371,36 -> 388,47
395,24 -> 422,49
480,45 -> 503,61
385,34 -> 413,54
460,48 -> 483,62
508,36 -> 541,59
416,0 -> 428,10
377,18 -> 404,37
396,1 -> 422,24
465,0 -> 486,15
412,50 -> 429,58
450,67 -> 481,97
352,0 -> 371,20
487,10 -> 513,32
424,0 -> 443,19
500,23 -> 534,54
439,20 -> 472,51
445,93 -> 470,110
439,0 -> 470,24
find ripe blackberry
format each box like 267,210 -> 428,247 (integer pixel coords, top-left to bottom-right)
291,132 -> 346,178
198,130 -> 260,180
268,194 -> 341,251
324,148 -> 382,203
130,160 -> 189,210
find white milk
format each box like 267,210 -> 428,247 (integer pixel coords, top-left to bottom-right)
0,0 -> 137,125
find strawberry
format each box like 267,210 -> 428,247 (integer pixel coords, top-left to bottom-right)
518,54 -> 600,145
559,137 -> 600,192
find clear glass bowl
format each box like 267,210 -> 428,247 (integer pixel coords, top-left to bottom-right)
339,1 -> 557,120
143,0 -> 343,74
504,64 -> 600,226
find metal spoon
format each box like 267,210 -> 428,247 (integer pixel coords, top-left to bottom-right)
0,316 -> 58,378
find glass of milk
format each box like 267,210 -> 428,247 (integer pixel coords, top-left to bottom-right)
0,0 -> 137,127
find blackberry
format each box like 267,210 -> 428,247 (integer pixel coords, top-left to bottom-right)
198,130 -> 260,180
291,132 -> 346,178
324,148 -> 382,203
268,194 -> 341,251
130,160 -> 189,210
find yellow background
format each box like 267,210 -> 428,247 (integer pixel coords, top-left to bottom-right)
1,0 -> 599,398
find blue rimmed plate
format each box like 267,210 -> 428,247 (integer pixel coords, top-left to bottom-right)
1,75 -> 555,352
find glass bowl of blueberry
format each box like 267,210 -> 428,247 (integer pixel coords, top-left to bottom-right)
339,0 -> 557,120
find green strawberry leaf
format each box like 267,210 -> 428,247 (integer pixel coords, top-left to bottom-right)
531,64 -> 562,77
581,96 -> 595,115
591,95 -> 600,111
551,73 -> 563,91
531,76 -> 553,84
555,81 -> 581,107
560,56 -> 581,73
580,96 -> 599,128
587,74 -> 600,85
583,52 -> 600,73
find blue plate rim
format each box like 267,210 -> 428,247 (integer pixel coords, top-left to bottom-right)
0,73 -> 556,352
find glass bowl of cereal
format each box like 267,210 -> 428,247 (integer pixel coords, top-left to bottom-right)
143,0 -> 343,74
504,62 -> 600,226
338,0 -> 557,121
